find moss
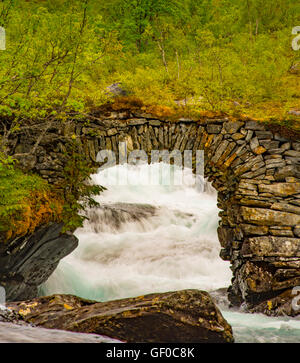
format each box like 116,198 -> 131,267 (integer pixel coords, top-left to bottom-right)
0,165 -> 63,242
89,96 -> 300,135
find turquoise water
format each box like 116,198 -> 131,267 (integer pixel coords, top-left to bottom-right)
222,311 -> 300,343
41,163 -> 300,343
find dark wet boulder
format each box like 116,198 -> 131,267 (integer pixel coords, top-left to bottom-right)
0,223 -> 78,301
9,289 -> 234,343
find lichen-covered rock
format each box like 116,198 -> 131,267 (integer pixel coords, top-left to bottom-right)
249,288 -> 300,317
229,259 -> 300,313
9,290 -> 234,343
0,306 -> 22,324
240,207 -> 300,226
258,183 -> 300,197
241,236 -> 300,257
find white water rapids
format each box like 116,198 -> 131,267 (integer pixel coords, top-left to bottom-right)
41,163 -> 300,343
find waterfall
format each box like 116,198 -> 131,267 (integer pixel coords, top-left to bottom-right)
41,163 -> 231,301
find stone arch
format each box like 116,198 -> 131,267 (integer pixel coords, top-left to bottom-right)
10,112 -> 300,313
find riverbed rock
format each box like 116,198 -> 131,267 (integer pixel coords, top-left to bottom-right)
0,306 -> 22,324
9,290 -> 234,343
0,322 -> 122,343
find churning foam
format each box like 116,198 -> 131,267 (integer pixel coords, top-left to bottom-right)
41,163 -> 231,301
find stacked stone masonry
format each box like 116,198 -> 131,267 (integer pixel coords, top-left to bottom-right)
6,111 -> 300,312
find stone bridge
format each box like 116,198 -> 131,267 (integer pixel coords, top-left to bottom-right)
9,110 -> 300,313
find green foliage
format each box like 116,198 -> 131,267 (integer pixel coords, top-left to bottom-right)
0,0 -> 299,121
0,152 -> 15,172
0,147 -> 105,238
58,141 -> 106,232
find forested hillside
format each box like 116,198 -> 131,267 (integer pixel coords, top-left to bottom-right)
0,0 -> 299,124
0,0 -> 299,238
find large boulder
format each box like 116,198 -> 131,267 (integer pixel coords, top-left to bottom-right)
9,290 -> 234,343
0,223 -> 78,301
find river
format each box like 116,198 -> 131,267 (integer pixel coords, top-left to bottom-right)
41,163 -> 300,343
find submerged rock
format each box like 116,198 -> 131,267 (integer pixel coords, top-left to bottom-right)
9,290 -> 234,343
210,288 -> 231,310
86,203 -> 195,233
87,203 -> 157,232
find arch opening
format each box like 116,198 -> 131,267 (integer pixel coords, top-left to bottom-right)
41,161 -> 232,302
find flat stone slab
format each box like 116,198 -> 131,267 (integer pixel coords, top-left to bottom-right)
240,207 -> 300,226
241,236 -> 300,257
0,322 -> 121,343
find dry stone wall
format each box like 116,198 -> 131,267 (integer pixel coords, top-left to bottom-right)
7,111 -> 300,314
